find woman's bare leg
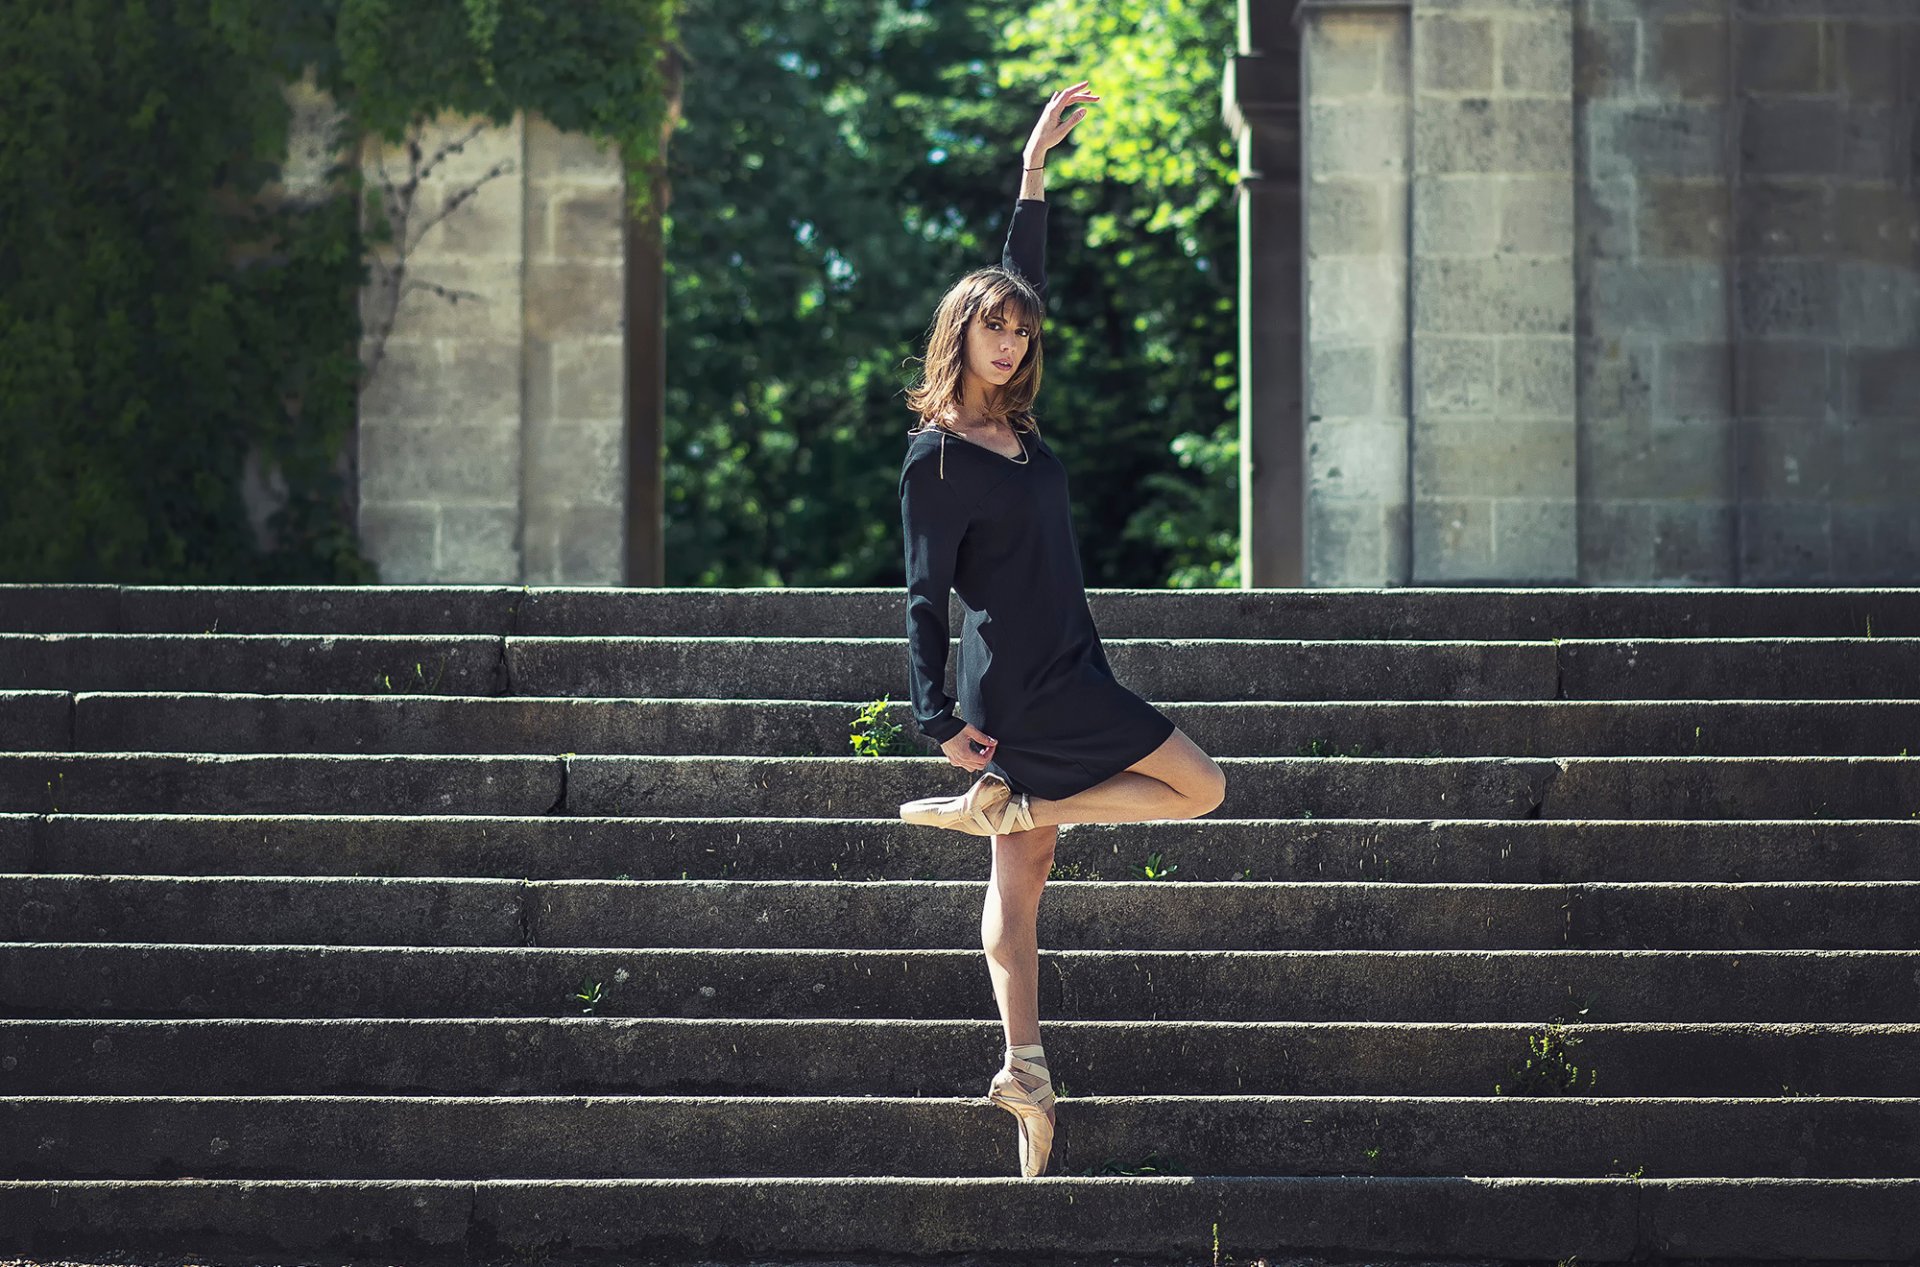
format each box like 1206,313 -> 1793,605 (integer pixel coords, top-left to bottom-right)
980,822 -> 1060,1127
981,823 -> 1057,1049
1026,726 -> 1226,828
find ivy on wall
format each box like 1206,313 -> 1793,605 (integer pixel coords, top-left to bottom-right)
0,0 -> 679,582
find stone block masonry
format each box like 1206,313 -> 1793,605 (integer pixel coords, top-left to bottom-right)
1302,7 -> 1413,585
1295,0 -> 1920,584
1411,0 -> 1577,584
358,112 -> 629,584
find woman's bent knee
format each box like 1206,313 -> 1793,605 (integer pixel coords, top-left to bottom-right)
1190,762 -> 1227,815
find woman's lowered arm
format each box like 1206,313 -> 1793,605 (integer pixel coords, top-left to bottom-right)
899,452 -> 972,744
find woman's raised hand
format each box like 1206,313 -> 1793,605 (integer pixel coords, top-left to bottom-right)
1024,81 -> 1100,164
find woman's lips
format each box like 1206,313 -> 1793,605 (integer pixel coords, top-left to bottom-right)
993,359 -> 1012,369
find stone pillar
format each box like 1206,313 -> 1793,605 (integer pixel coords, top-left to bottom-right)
1296,0 -> 1414,585
1410,0 -> 1578,581
1731,4 -> 1920,581
357,112 -> 528,582
522,116 -> 629,584
1574,0 -> 1739,583
1226,0 -> 1306,586
357,111 -> 627,585
1292,0 -> 1918,585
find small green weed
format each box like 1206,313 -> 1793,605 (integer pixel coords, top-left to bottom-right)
572,979 -> 604,1014
374,653 -> 451,694
1077,1151 -> 1183,1176
1297,737 -> 1373,757
1048,858 -> 1097,881
1133,850 -> 1179,880
1495,1022 -> 1597,1096
1609,1158 -> 1646,1179
850,695 -> 915,757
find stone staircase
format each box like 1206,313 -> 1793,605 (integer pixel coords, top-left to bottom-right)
0,583 -> 1916,1265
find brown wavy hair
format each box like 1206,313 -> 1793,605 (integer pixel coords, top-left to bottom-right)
903,265 -> 1046,437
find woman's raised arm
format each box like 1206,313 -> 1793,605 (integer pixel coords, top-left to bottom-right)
1004,81 -> 1098,301
1002,195 -> 1048,303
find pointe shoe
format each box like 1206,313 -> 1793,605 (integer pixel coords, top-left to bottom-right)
987,1042 -> 1057,1177
900,770 -> 1035,836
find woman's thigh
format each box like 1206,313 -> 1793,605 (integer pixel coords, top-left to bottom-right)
1124,726 -> 1225,800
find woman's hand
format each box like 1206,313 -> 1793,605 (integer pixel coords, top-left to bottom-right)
939,723 -> 999,772
1023,81 -> 1100,166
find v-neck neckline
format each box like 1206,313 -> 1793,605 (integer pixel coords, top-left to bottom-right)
920,423 -> 1033,463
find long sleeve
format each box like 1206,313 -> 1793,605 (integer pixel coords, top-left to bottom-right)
899,450 -> 972,744
1002,197 -> 1048,302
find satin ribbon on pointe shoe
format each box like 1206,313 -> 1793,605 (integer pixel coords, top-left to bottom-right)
899,771 -> 1035,835
987,1042 -> 1056,1176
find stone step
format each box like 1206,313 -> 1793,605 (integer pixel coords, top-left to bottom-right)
4,581 -> 1913,639
5,633 -> 1917,702
6,875 -> 1916,951
5,1094 -> 1917,1180
6,944 -> 1915,1021
7,813 -> 1915,883
6,691 -> 1916,757
4,1175 -> 1915,1261
5,1018 -> 1914,1097
2,585 -> 1914,1267
3,752 -> 1917,818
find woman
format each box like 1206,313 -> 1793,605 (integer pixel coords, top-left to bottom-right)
894,82 -> 1229,1179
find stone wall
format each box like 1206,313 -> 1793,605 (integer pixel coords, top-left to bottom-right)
1293,0 -> 1919,584
1725,0 -> 1916,581
1576,0 -> 1735,581
356,112 -> 628,584
1412,0 -> 1578,582
1301,7 -> 1413,584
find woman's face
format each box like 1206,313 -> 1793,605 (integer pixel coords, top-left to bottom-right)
966,308 -> 1032,386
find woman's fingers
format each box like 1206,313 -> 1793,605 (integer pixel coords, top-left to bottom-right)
1031,82 -> 1098,155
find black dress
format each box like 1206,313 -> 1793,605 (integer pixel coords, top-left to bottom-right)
897,196 -> 1177,801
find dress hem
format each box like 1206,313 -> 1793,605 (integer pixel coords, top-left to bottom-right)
1067,712 -> 1178,794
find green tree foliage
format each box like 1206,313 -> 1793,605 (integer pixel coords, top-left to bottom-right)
1000,0 -> 1241,588
326,0 -> 678,201
664,0 -> 1239,587
3,0 -> 1233,587
0,0 -> 372,580
0,0 -> 676,581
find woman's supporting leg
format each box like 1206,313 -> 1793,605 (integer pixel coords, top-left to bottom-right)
981,823 -> 1060,1126
981,823 -> 1057,1047
1026,726 -> 1227,828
